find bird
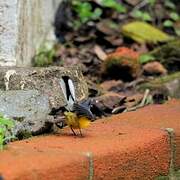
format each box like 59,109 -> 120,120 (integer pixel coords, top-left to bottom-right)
59,76 -> 94,136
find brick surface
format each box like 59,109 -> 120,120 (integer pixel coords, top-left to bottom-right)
110,99 -> 180,169
0,122 -> 170,179
0,147 -> 89,180
1,99 -> 179,179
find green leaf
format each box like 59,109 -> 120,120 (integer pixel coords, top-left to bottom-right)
174,26 -> 180,36
132,10 -> 143,19
73,1 -> 93,23
122,21 -> 173,43
163,20 -> 174,27
81,2 -> 92,11
170,12 -> 179,21
132,10 -> 152,21
147,0 -> 156,6
0,117 -> 14,129
142,12 -> 152,21
101,0 -> 126,13
0,114 -> 15,150
115,4 -> 127,13
92,8 -> 102,20
139,54 -> 155,64
165,0 -> 176,10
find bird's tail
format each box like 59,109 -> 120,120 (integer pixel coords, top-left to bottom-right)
59,76 -> 76,111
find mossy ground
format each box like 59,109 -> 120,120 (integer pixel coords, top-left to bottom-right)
138,72 -> 180,91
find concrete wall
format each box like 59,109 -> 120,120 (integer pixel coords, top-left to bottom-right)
0,0 -> 61,67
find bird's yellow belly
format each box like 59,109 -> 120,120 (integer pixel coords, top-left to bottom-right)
64,112 -> 91,129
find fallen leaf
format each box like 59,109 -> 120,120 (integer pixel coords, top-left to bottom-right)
105,36 -> 123,46
96,20 -> 119,35
94,45 -> 107,61
122,21 -> 173,43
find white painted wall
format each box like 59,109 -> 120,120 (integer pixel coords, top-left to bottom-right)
0,0 -> 61,67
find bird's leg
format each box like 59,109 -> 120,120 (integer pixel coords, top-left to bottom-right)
78,127 -> 83,137
70,126 -> 77,136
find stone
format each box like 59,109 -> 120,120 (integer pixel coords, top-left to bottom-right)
100,80 -> 124,92
0,66 -> 88,136
125,93 -> 144,108
94,92 -> 126,114
0,90 -> 51,136
143,61 -> 167,76
0,66 -> 88,109
0,0 -> 61,66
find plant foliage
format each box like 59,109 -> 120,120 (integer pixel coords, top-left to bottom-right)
0,114 -> 15,150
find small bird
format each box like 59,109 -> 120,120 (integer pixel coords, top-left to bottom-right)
59,76 -> 94,136
64,111 -> 90,136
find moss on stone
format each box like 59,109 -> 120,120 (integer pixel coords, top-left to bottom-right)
16,130 -> 32,140
138,72 -> 180,90
137,72 -> 180,99
150,39 -> 180,72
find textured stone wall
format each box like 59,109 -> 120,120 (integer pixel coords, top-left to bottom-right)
0,0 -> 61,67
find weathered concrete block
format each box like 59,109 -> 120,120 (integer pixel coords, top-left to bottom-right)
0,66 -> 88,108
0,66 -> 88,136
0,0 -> 61,66
0,90 -> 51,135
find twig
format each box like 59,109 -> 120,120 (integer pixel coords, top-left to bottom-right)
129,0 -> 149,16
139,89 -> 150,107
124,89 -> 151,112
133,0 -> 149,11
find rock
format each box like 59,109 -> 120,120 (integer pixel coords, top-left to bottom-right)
100,80 -> 124,92
112,93 -> 144,113
0,66 -> 88,109
102,47 -> 140,81
125,93 -> 144,108
122,21 -> 172,44
137,72 -> 180,99
0,66 -> 88,137
143,61 -> 167,76
93,92 -> 126,114
0,90 -> 51,137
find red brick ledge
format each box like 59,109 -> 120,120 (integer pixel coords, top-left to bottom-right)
1,99 -> 180,180
0,123 -> 170,179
